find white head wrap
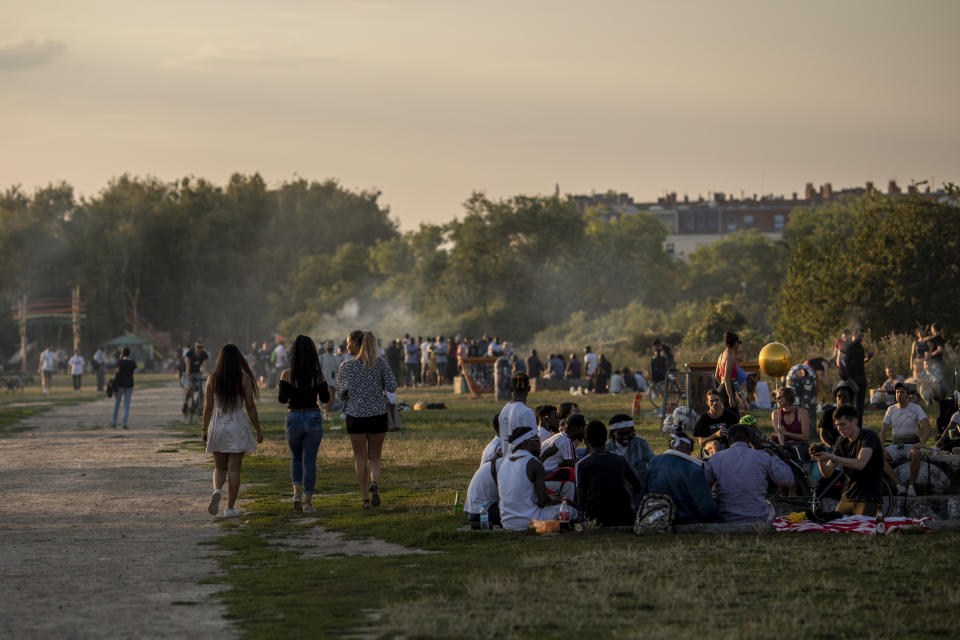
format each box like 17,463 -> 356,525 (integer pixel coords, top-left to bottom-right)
670,433 -> 693,450
507,426 -> 537,451
609,419 -> 634,431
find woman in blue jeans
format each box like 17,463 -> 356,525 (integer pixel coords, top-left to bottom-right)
278,335 -> 330,513
112,347 -> 137,429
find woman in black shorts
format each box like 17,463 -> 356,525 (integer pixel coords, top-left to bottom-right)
336,329 -> 398,509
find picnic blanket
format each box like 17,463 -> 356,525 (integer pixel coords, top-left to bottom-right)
772,514 -> 930,535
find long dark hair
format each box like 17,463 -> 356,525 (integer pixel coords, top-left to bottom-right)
290,334 -> 321,389
210,344 -> 258,409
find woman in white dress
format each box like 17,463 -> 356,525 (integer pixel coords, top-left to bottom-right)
202,344 -> 263,517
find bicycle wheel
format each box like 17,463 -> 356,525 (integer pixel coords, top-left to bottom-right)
771,462 -> 811,515
647,381 -> 666,411
880,480 -> 894,518
185,392 -> 197,424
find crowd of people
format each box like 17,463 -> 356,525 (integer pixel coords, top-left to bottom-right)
464,324 -> 958,531
201,330 -> 396,517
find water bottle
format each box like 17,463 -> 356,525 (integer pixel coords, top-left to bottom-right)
453,491 -> 463,515
558,498 -> 571,530
875,507 -> 886,536
479,502 -> 490,530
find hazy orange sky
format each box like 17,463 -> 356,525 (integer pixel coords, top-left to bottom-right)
2,0 -> 958,228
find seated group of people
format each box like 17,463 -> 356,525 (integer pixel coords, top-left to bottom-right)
464,370 -> 947,531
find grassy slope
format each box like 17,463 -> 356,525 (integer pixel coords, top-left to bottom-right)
200,387 -> 960,639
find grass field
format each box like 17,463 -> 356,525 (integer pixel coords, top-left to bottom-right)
193,386 -> 960,639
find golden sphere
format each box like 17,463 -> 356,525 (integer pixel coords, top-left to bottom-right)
759,342 -> 792,377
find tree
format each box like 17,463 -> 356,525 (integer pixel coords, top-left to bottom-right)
775,190 -> 960,342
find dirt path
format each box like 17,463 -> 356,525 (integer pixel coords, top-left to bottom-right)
0,383 -> 232,638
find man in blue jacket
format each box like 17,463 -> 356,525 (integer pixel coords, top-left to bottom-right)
645,431 -> 718,524
604,414 -> 655,484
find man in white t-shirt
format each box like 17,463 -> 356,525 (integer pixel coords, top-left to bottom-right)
584,346 -> 598,378
753,380 -> 772,410
38,345 -> 57,394
68,349 -> 85,392
464,457 -> 502,528
880,382 -> 931,496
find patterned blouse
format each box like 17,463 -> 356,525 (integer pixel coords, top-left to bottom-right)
335,356 -> 398,418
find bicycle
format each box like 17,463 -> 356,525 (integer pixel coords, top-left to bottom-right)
648,369 -> 683,412
769,443 -> 894,518
183,375 -> 206,424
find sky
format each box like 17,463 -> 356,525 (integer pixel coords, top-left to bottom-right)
2,0 -> 958,228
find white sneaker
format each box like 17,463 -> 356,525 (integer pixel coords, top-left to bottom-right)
896,484 -> 907,495
207,490 -> 222,515
303,503 -> 315,514
224,508 -> 239,517
907,485 -> 917,497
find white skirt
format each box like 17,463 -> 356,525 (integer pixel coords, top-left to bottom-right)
206,405 -> 257,454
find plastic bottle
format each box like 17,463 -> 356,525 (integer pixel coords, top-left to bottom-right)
875,507 -> 886,536
558,498 -> 571,530
454,491 -> 463,515
479,502 -> 490,530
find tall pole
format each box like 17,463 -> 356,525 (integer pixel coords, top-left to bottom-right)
19,295 -> 27,374
72,286 -> 81,353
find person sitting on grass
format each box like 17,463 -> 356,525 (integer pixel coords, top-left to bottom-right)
498,373 -> 537,454
576,420 -> 642,526
811,405 -> 885,516
604,413 -> 655,484
535,404 -> 559,443
499,426 -> 577,531
771,387 -> 810,453
465,455 -> 503,529
558,401 -> 579,423
694,389 -> 739,457
704,423 -> 794,523
481,413 -> 502,463
540,413 -> 586,501
644,431 -> 718,524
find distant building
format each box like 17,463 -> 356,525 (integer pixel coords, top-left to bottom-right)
569,180 -> 949,259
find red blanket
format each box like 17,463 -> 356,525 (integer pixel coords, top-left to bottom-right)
772,515 -> 930,535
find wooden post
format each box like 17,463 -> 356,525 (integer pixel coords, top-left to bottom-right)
72,286 -> 81,353
19,295 -> 27,374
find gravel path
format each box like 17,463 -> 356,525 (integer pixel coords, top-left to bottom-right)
0,383 -> 232,639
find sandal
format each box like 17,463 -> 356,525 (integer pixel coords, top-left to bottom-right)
362,499 -> 372,510
369,482 -> 381,507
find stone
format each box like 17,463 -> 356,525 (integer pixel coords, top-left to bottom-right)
894,461 -> 951,494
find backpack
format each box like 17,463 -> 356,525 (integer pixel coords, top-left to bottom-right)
633,493 -> 676,535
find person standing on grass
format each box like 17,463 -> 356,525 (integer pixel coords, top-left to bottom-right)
203,344 -> 263,518
336,329 -> 398,509
38,345 -> 57,394
278,335 -> 330,514
715,331 -> 745,415
111,347 -> 137,429
92,345 -> 107,391
68,349 -> 85,392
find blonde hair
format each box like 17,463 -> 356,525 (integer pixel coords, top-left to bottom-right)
350,329 -> 379,371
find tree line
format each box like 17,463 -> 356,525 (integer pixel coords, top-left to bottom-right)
1,174 -> 957,363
